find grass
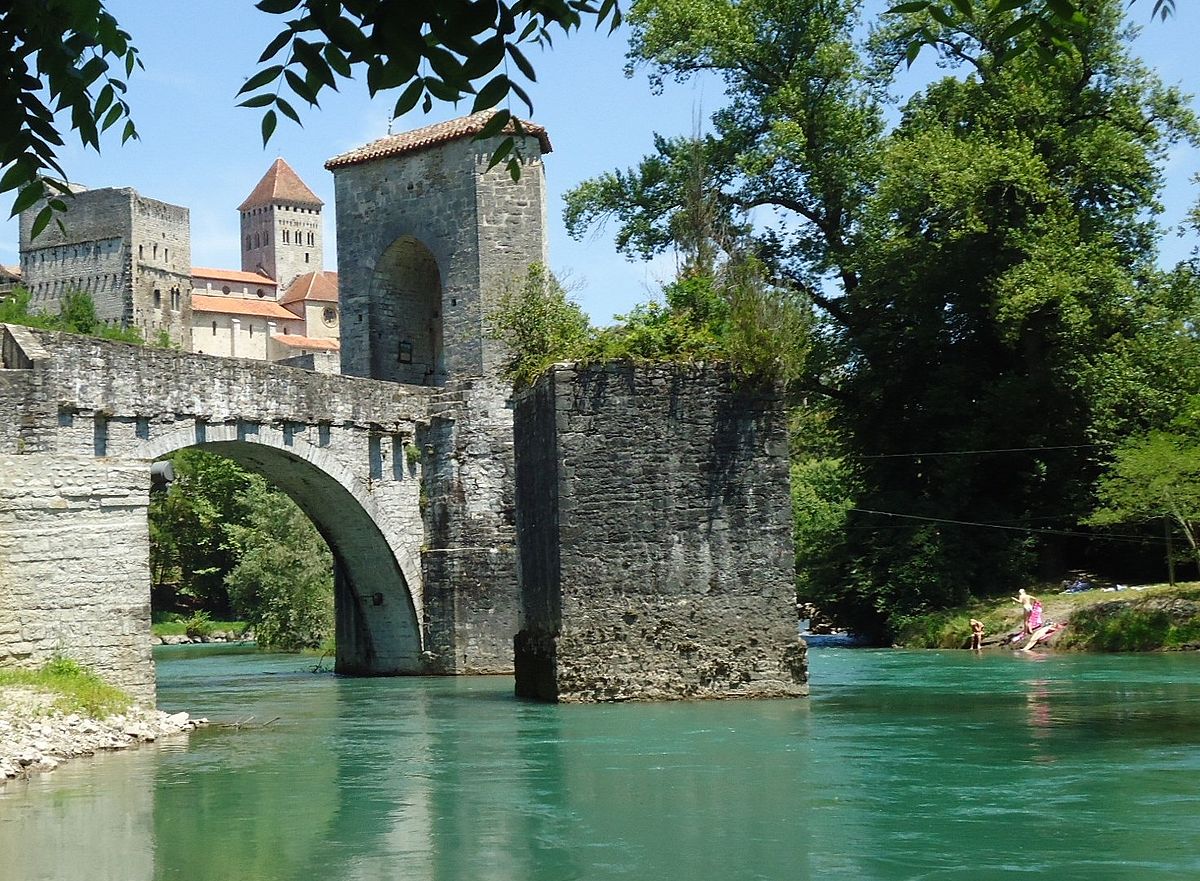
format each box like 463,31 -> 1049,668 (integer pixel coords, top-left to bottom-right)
0,656 -> 132,718
151,614 -> 247,638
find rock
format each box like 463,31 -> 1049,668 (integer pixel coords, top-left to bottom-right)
151,636 -> 163,646
34,756 -> 59,771
165,711 -> 189,728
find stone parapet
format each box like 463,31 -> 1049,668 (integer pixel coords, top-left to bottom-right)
512,363 -> 808,702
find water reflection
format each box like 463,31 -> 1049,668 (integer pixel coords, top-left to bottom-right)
2,648 -> 1200,881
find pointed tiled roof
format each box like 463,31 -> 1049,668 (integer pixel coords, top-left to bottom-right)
238,158 -> 323,211
325,111 -> 552,170
280,270 -> 338,306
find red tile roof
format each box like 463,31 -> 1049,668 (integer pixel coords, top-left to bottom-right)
272,334 -> 340,351
192,267 -> 277,287
238,158 -> 323,211
280,270 -> 338,306
325,111 -> 552,169
191,294 -> 296,320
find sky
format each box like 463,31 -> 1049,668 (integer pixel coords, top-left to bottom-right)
1,1 -> 1197,324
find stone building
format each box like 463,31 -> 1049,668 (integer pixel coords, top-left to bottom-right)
190,160 -> 340,371
239,158 -> 324,291
0,265 -> 20,300
17,187 -> 192,346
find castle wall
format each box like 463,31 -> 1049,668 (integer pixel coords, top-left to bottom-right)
512,363 -> 808,702
18,188 -> 192,348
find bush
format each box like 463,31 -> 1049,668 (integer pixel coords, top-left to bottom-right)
184,610 -> 215,639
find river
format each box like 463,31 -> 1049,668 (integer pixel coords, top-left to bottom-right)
1,645 -> 1199,881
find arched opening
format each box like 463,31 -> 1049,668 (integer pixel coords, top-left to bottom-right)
147,437 -> 422,676
369,236 -> 444,385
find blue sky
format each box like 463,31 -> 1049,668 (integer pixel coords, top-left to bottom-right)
1,1 -> 1196,323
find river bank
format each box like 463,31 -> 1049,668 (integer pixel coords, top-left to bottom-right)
0,660 -> 206,787
894,580 -> 1200,650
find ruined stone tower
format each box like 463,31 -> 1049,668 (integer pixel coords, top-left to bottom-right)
239,158 -> 324,290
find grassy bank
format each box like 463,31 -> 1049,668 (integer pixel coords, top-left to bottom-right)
0,657 -> 132,718
893,582 -> 1200,651
151,612 -> 247,638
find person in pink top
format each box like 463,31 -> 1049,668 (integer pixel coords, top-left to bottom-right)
1013,589 -> 1041,635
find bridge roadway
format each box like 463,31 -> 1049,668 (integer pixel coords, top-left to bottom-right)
0,324 -> 444,703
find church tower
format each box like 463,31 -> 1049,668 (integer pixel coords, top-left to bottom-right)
238,158 -> 323,291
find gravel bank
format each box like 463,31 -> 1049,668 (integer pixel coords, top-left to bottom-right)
0,686 -> 207,785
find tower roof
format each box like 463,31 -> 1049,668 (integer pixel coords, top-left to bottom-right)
238,159 -> 323,211
324,111 -> 552,170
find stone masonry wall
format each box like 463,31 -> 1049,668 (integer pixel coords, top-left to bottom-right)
0,324 -> 436,702
513,363 -> 808,702
0,456 -> 155,704
420,378 -> 520,673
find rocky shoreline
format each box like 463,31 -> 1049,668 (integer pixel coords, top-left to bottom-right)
153,630 -> 253,646
0,687 -> 207,786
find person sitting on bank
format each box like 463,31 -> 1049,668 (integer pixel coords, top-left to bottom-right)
969,618 -> 984,650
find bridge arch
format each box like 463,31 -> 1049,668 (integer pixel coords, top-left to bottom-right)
368,235 -> 444,386
145,425 -> 424,675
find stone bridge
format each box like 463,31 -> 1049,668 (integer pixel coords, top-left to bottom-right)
0,324 -> 489,701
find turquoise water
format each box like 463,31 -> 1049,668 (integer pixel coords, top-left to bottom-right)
2,646 -> 1200,880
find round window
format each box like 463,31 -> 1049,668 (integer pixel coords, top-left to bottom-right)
323,306 -> 338,327
256,288 -> 265,298
221,285 -> 230,295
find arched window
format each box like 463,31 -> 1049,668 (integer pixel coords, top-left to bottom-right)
254,232 -> 261,248
212,321 -> 217,335
282,230 -> 289,244
138,244 -> 143,259
153,289 -> 161,308
307,231 -> 314,246
304,252 -> 309,263
246,236 -> 252,251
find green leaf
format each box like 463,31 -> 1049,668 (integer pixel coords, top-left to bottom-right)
998,13 -> 1038,42
286,69 -> 318,104
948,0 -> 975,18
486,137 -> 514,171
258,30 -> 293,64
261,109 -> 278,146
905,38 -> 925,67
0,161 -> 32,195
887,1 -> 933,12
101,103 -> 123,132
1044,0 -> 1075,19
323,44 -> 352,78
94,84 -> 115,118
477,108 -> 512,139
237,93 -> 277,108
29,204 -> 54,240
928,6 -> 956,27
255,0 -> 301,13
10,181 -> 44,218
392,79 -> 426,118
237,65 -> 285,96
472,74 -> 510,112
275,95 -> 303,125
505,42 -> 537,81
424,77 -> 462,102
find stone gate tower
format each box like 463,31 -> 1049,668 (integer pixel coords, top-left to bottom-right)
325,112 -> 552,673
325,112 -> 550,386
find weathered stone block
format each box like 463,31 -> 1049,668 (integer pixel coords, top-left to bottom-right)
512,363 -> 808,702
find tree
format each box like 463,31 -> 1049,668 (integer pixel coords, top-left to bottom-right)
1090,430 -> 1200,576
1,0 -> 621,228
224,477 -> 334,651
148,449 -> 256,616
568,0 -> 1200,636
